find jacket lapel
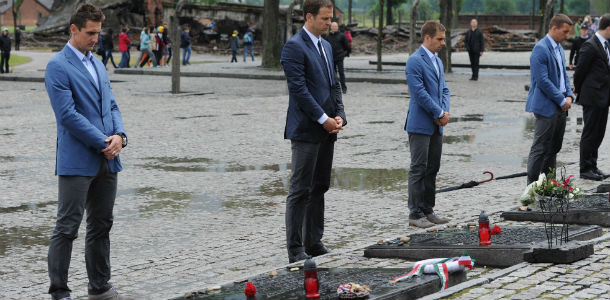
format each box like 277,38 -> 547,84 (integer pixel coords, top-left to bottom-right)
419,47 -> 439,83
301,30 -> 331,87
63,45 -> 101,96
593,37 -> 610,67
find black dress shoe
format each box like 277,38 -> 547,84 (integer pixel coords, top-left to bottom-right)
306,244 -> 331,257
581,170 -> 604,181
288,252 -> 311,263
594,168 -> 610,179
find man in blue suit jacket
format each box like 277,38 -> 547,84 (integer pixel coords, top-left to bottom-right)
525,14 -> 574,184
44,4 -> 132,300
281,0 -> 346,263
404,21 -> 451,228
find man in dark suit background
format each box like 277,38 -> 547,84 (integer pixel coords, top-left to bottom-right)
465,18 -> 484,81
281,0 -> 347,263
573,14 -> 610,181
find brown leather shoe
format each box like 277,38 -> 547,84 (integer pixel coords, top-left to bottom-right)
409,217 -> 435,228
426,213 -> 450,224
88,287 -> 135,300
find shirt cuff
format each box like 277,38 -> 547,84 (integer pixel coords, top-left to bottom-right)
438,111 -> 445,119
317,113 -> 329,124
560,99 -> 567,107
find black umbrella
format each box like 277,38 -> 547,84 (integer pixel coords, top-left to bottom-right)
436,171 -> 494,193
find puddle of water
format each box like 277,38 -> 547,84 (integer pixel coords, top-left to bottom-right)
134,187 -> 194,216
0,201 -> 55,214
332,167 -> 408,192
139,157 -> 290,173
339,134 -> 365,140
497,99 -> 526,103
443,135 -> 475,144
0,155 -> 16,162
231,113 -> 249,116
451,114 -> 484,123
367,121 -> 395,124
175,115 -> 217,120
0,225 -> 52,256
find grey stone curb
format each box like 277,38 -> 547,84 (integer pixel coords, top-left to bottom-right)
0,75 -> 44,82
368,61 -> 530,70
113,69 -> 406,84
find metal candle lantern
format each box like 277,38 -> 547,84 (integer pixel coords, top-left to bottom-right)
478,211 -> 491,246
303,258 -> 320,299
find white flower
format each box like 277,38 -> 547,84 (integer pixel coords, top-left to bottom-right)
536,173 -> 546,186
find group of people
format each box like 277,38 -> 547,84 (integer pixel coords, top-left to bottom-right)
228,28 -> 255,63
97,22 -> 191,69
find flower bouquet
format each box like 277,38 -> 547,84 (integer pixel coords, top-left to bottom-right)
520,169 -> 584,207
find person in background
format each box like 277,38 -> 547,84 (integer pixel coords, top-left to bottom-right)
0,28 -> 10,73
154,26 -> 165,66
229,30 -> 240,63
97,29 -> 106,62
162,22 -> 171,65
243,28 -> 255,62
465,18 -> 484,81
102,28 -> 118,68
323,22 -> 349,94
135,26 -> 157,68
569,25 -> 589,70
181,27 -> 192,65
118,25 -> 131,68
344,27 -> 352,57
14,27 -> 21,51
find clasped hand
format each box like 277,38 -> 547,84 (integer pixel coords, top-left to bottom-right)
561,97 -> 573,111
323,116 -> 344,134
102,135 -> 122,160
434,112 -> 450,126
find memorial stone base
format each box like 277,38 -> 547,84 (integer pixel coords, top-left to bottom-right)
170,267 -> 467,300
364,225 -> 601,267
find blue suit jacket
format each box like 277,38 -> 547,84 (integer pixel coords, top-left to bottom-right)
281,29 -> 346,143
45,44 -> 126,176
525,37 -> 574,117
404,46 -> 450,135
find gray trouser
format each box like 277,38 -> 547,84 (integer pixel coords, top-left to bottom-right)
285,138 -> 334,256
408,129 -> 442,220
135,48 -> 157,67
527,108 -> 567,184
48,161 -> 117,300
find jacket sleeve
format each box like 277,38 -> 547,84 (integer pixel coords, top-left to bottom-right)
479,30 -> 485,52
464,31 -> 470,52
45,60 -> 108,151
333,78 -> 347,126
406,58 -> 444,119
281,40 -> 326,123
530,46 -> 566,107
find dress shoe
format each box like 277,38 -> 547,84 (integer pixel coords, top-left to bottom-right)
594,168 -> 610,179
426,213 -> 450,224
469,77 -> 474,80
341,86 -> 347,94
581,170 -> 603,181
306,244 -> 331,257
88,287 -> 135,300
408,217 -> 435,228
288,252 -> 311,263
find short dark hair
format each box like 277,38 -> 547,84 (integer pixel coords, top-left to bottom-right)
421,21 -> 446,39
70,3 -> 104,30
549,14 -> 573,29
303,0 -> 333,17
599,14 -> 610,31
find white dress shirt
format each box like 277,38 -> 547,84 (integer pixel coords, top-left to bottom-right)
420,45 -> 444,118
67,41 -> 99,91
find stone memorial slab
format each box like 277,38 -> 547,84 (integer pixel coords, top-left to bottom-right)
170,267 -> 466,300
500,194 -> 610,226
364,225 -> 601,267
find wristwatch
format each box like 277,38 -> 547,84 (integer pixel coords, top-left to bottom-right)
117,132 -> 128,148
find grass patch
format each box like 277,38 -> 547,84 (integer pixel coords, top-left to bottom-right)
8,54 -> 32,67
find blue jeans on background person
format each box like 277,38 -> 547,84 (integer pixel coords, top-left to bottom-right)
182,45 -> 191,65
243,44 -> 254,62
103,49 -> 118,68
119,51 -> 130,68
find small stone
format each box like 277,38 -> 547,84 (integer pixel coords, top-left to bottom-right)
399,236 -> 411,243
448,225 -> 456,229
519,206 -> 527,211
290,267 -> 300,272
269,270 -> 278,276
437,227 -> 445,231
427,228 -> 437,232
377,239 -> 384,245
468,225 -> 476,230
197,289 -> 208,294
384,239 -> 393,244
208,286 -> 221,292
184,292 -> 193,298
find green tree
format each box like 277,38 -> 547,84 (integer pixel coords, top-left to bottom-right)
566,0 -> 588,14
11,0 -> 24,34
483,0 -> 516,14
